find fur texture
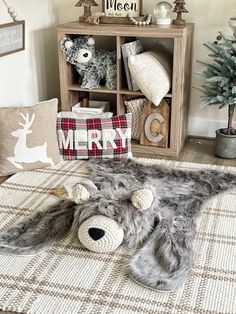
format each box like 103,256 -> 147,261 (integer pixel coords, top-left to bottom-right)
84,159 -> 236,290
0,200 -> 77,255
1,159 -> 236,290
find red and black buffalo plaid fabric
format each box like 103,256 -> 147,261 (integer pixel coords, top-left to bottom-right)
57,113 -> 132,160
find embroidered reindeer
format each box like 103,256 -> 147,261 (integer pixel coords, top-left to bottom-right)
7,113 -> 53,169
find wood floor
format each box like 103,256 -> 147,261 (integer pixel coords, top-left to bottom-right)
177,137 -> 236,167
134,137 -> 236,167
0,137 -> 235,314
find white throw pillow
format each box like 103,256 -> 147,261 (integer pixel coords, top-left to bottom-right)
124,98 -> 146,140
128,47 -> 172,106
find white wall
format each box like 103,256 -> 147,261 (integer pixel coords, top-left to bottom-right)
0,0 -> 60,107
185,0 -> 236,137
0,0 -> 236,136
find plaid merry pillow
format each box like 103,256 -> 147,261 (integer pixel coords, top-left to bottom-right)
57,113 -> 132,160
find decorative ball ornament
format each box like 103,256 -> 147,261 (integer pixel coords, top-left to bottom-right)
2,0 -> 20,21
154,1 -> 173,25
87,12 -> 105,25
8,7 -> 20,21
131,188 -> 154,211
128,14 -> 152,26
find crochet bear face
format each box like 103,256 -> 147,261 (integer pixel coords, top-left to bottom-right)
73,186 -> 157,253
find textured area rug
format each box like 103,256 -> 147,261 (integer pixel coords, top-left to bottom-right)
0,159 -> 235,314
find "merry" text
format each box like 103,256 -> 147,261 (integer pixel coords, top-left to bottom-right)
58,128 -> 131,150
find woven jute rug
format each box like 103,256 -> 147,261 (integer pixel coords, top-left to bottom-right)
0,159 -> 235,314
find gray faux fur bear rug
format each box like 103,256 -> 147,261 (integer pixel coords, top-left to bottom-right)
0,159 -> 236,291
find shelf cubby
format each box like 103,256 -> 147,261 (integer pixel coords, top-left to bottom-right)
57,22 -> 194,157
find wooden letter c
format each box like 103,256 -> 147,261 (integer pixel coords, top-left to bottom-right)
144,113 -> 164,143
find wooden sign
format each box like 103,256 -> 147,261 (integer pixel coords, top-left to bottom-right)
103,0 -> 141,17
0,21 -> 25,57
140,100 -> 170,148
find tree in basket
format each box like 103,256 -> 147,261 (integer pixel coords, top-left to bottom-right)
197,32 -> 236,159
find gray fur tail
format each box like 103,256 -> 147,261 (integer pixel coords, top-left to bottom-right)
0,199 -> 77,256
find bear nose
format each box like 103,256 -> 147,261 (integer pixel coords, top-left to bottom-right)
83,53 -> 88,58
88,228 -> 105,241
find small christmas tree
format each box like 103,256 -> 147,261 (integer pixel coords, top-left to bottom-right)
197,34 -> 236,135
173,0 -> 188,25
76,0 -> 98,22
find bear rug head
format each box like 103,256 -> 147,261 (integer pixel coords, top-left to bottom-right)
1,159 -> 236,291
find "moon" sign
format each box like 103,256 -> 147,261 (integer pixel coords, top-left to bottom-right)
103,0 -> 141,17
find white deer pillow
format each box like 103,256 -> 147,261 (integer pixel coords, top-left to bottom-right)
0,99 -> 60,176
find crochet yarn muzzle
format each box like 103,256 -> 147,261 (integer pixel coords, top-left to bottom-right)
78,215 -> 124,253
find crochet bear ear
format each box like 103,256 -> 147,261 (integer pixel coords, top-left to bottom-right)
87,36 -> 95,46
64,40 -> 74,49
131,188 -> 154,211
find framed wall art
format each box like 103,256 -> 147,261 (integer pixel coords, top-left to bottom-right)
102,0 -> 142,18
0,20 -> 25,57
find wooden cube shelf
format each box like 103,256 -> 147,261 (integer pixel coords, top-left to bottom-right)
57,22 -> 194,158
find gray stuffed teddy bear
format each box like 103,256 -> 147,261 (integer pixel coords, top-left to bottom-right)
60,35 -> 116,89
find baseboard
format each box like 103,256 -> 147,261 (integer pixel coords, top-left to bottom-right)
188,135 -> 214,140
187,117 -> 232,138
